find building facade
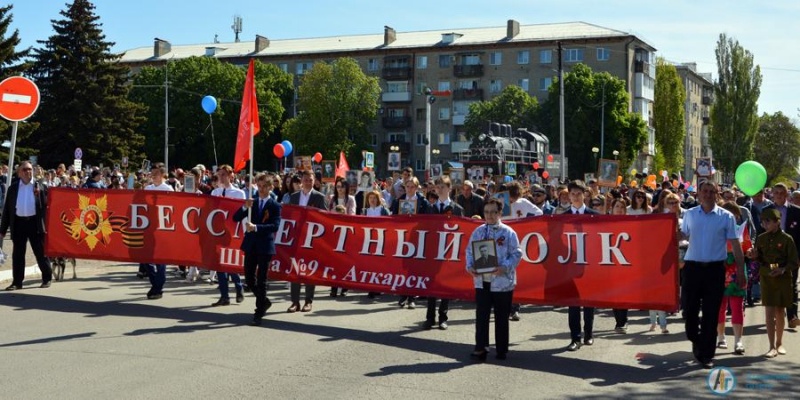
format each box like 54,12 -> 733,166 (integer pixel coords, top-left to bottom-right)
120,20 -> 656,178
675,62 -> 713,183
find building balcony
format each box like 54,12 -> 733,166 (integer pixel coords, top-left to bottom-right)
382,91 -> 412,102
634,60 -> 655,77
452,88 -> 483,101
701,135 -> 710,147
454,64 -> 484,78
702,95 -> 712,105
382,67 -> 413,80
450,141 -> 470,153
452,114 -> 467,125
381,141 -> 411,154
702,116 -> 710,125
382,116 -> 412,129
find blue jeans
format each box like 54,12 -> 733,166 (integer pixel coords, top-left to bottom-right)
649,310 -> 667,328
217,272 -> 242,300
141,263 -> 166,294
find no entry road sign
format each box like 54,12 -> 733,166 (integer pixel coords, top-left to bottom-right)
0,76 -> 40,121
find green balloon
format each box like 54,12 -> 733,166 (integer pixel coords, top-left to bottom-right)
734,161 -> 767,196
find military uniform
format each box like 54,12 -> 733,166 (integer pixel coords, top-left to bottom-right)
756,209 -> 799,307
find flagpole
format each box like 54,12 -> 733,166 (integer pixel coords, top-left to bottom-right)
248,121 -> 254,221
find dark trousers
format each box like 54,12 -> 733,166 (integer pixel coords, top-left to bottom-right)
141,263 -> 166,294
11,218 -> 51,286
426,298 -> 449,323
244,253 -> 272,315
568,306 -> 595,341
290,283 -> 315,304
613,309 -> 628,328
475,282 -> 513,354
682,261 -> 725,361
787,269 -> 798,321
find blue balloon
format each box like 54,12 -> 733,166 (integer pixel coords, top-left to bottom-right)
504,176 -> 513,183
201,96 -> 217,114
281,140 -> 293,157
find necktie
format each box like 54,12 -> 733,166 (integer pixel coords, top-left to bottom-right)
222,188 -> 226,197
439,203 -> 444,213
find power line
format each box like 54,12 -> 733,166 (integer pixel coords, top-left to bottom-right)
130,84 -> 274,107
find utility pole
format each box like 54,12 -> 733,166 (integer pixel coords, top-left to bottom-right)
164,60 -> 169,172
600,81 -> 606,160
425,88 -> 432,181
558,42 -> 566,181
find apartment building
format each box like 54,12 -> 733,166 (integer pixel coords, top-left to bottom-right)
675,62 -> 713,182
120,20 -> 656,176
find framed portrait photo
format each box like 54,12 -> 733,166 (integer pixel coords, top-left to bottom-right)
449,168 -> 464,187
596,159 -> 619,187
430,163 -> 443,179
493,191 -> 511,217
506,161 -> 517,177
472,239 -> 498,274
183,175 -> 196,193
357,171 -> 375,192
387,152 -> 401,171
321,160 -> 336,183
399,199 -> 417,215
364,151 -> 375,169
696,157 -> 712,177
345,170 -> 359,188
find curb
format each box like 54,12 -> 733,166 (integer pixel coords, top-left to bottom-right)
0,264 -> 41,283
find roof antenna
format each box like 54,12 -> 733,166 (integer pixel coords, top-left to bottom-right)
232,15 -> 242,43
214,34 -> 219,44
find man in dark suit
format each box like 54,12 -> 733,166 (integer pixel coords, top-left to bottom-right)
1,161 -> 52,290
563,181 -> 600,351
765,183 -> 800,328
234,173 -> 282,325
424,176 -> 464,330
456,180 -> 484,219
288,170 -> 328,313
390,176 -> 430,309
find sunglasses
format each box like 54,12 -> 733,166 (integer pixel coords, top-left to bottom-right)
533,192 -> 545,196
591,202 -> 602,207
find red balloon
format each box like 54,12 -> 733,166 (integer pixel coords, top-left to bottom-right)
533,162 -> 540,170
273,143 -> 285,158
313,152 -> 323,163
547,154 -> 554,162
542,171 -> 549,179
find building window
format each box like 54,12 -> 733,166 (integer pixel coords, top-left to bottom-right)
437,81 -> 451,92
490,79 -> 502,93
460,54 -> 480,65
277,63 -> 288,73
415,133 -> 425,146
389,133 -> 406,143
438,133 -> 451,145
387,108 -> 406,117
539,50 -> 552,64
296,62 -> 313,75
539,77 -> 552,91
489,52 -> 502,66
597,48 -> 610,61
438,55 -> 451,68
416,159 -> 424,171
416,56 -> 427,69
453,100 -> 472,117
565,48 -> 583,62
416,108 -> 425,121
416,82 -> 427,95
458,79 -> 478,90
517,50 -> 530,64
517,78 -> 529,92
368,58 -> 379,71
386,81 -> 408,93
371,134 -> 378,147
439,107 -> 450,120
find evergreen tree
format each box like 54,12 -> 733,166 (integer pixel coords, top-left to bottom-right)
653,58 -> 686,173
0,4 -> 36,163
25,0 -> 145,167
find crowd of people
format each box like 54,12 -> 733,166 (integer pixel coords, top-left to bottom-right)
4,160 -> 800,367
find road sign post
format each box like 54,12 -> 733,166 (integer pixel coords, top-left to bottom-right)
0,76 -> 40,188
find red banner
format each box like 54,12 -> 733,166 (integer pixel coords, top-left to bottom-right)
45,188 -> 679,310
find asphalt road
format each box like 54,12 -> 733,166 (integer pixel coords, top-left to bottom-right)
0,261 -> 798,399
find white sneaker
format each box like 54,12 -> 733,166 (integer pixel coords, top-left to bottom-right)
717,339 -> 728,349
734,342 -> 745,354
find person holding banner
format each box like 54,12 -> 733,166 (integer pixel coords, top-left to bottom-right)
466,197 -> 522,361
1,161 -> 52,291
210,165 -> 247,306
140,163 -> 173,300
390,177 -> 431,309
234,173 -> 282,326
288,170 -> 328,313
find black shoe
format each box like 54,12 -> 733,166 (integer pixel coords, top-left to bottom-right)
339,289 -> 348,297
136,272 -> 145,279
330,289 -> 338,297
147,293 -> 163,300
567,341 -> 582,351
236,291 -> 244,303
249,318 -> 262,326
423,320 -> 435,330
699,358 -> 714,369
211,298 -> 231,307
495,352 -> 507,360
470,350 -> 488,362
398,300 -> 406,308
584,338 -> 594,346
439,321 -> 448,330
40,281 -> 51,288
5,284 -> 21,291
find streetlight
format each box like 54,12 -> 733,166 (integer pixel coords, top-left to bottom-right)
432,148 -> 441,164
612,150 -> 619,160
592,147 -> 599,170
390,145 -> 399,152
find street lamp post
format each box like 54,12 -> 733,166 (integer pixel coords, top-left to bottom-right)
592,147 -> 599,173
612,150 -> 619,160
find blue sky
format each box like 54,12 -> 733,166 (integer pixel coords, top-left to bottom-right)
9,0 -> 800,119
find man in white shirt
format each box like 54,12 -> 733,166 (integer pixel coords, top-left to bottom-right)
505,181 -> 542,221
210,165 -> 247,307
1,161 -> 53,290
141,163 -> 174,299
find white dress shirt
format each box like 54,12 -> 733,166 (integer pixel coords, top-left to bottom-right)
299,190 -> 312,206
145,182 -> 175,192
211,185 -> 246,199
16,180 -> 36,217
570,204 -> 587,215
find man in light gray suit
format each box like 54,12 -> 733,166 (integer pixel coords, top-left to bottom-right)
288,170 -> 329,313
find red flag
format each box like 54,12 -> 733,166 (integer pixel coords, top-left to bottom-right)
233,59 -> 260,172
335,151 -> 349,179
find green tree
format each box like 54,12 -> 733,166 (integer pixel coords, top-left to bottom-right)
0,4 -> 36,163
464,85 -> 539,139
710,33 -> 762,181
753,111 -> 800,184
654,58 -> 686,172
538,64 -> 647,177
283,57 -> 380,163
25,0 -> 146,167
128,57 -> 293,169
